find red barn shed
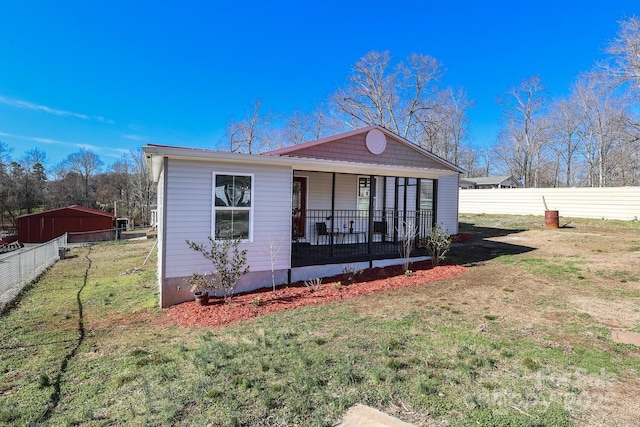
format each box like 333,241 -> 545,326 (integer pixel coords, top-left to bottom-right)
17,205 -> 115,243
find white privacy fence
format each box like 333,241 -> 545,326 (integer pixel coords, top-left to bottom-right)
459,186 -> 640,221
0,234 -> 67,309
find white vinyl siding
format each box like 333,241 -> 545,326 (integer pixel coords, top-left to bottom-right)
383,177 -> 396,210
302,172 -> 363,211
304,171 -> 332,210
436,174 -> 460,235
164,159 -> 292,278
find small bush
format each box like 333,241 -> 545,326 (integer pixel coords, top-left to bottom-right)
186,231 -> 250,303
419,223 -> 452,266
303,277 -> 322,290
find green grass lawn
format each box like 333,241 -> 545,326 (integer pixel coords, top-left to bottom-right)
1,216 -> 639,426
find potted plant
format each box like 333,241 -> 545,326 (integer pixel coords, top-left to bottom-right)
188,272 -> 211,306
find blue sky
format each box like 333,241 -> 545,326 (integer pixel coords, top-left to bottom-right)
1,1 -> 639,171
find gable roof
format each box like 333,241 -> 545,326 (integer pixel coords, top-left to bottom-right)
264,125 -> 464,174
467,176 -> 517,186
17,205 -> 114,219
143,126 -> 465,184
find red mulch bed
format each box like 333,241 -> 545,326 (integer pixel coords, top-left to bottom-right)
165,261 -> 468,327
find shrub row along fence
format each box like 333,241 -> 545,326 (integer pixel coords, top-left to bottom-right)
0,234 -> 67,309
459,186 -> 640,221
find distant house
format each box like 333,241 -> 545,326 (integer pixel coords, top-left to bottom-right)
17,205 -> 115,243
459,178 -> 476,189
143,125 -> 465,307
460,176 -> 519,189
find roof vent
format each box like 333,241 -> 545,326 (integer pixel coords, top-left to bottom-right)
365,129 -> 387,154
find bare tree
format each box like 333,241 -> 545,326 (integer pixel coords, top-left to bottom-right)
225,99 -> 273,153
48,164 -> 85,208
331,51 -> 443,138
329,50 -> 475,165
0,142 -> 12,226
572,76 -> 629,187
21,149 -> 47,211
264,234 -> 283,291
397,53 -> 443,140
458,147 -> 478,178
61,148 -> 104,206
599,15 -> 640,186
130,148 -> 155,226
605,16 -> 640,90
217,51 -> 472,162
617,117 -> 640,185
459,146 -> 491,178
4,162 -> 26,226
397,220 -> 420,273
495,76 -> 550,187
0,148 -> 49,224
281,106 -> 340,145
105,155 -> 133,218
429,87 -> 472,164
547,98 -> 583,186
332,51 -> 400,131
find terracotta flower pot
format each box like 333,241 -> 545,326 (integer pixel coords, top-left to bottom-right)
194,291 -> 209,306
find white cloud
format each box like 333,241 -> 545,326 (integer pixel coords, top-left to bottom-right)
0,131 -> 96,151
0,131 -> 71,147
32,136 -> 69,145
0,95 -> 114,123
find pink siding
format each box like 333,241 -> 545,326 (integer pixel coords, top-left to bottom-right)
283,133 -> 444,169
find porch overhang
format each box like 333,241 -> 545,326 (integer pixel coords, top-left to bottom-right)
142,144 -> 458,183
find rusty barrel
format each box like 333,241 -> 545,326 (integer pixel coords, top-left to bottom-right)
545,210 -> 559,228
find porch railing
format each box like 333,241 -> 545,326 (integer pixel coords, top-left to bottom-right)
292,209 -> 432,266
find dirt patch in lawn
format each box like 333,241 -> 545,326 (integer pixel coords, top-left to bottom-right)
165,261 -> 467,328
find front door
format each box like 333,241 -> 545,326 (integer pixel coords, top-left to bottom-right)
292,177 -> 307,239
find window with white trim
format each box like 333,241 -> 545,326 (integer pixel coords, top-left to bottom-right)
419,179 -> 434,210
357,176 -> 377,216
213,173 -> 253,240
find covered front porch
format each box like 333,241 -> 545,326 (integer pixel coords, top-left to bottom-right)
291,167 -> 437,258
292,208 -> 433,267
290,166 -> 436,267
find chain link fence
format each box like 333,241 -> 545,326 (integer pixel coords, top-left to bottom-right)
0,234 -> 67,310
